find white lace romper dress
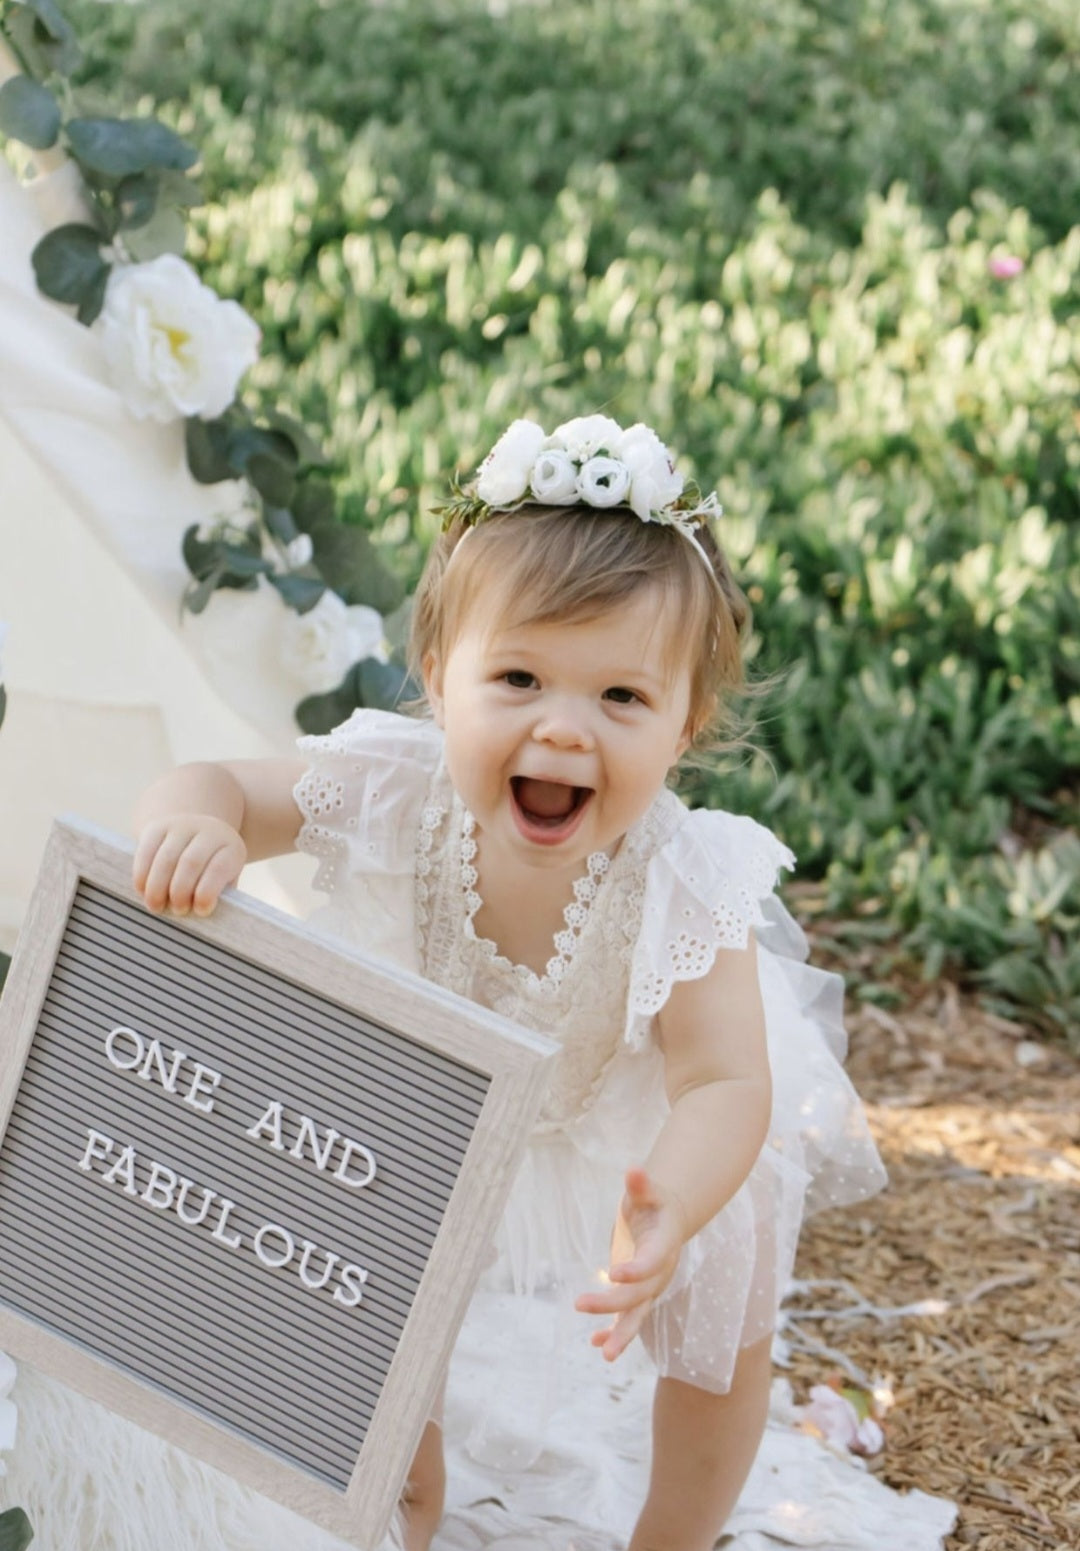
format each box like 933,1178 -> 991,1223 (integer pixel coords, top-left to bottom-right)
294,709 -> 887,1467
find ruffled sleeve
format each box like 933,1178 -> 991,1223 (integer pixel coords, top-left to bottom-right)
624,807 -> 795,1049
293,708 -> 445,974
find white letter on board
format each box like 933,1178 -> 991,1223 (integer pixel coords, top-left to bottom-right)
245,1099 -> 286,1151
175,1179 -> 216,1227
289,1114 -> 340,1173
102,1143 -> 139,1196
298,1240 -> 340,1292
334,1138 -> 377,1190
78,1128 -> 115,1172
184,1062 -> 223,1115
211,1198 -> 243,1249
138,1039 -> 186,1093
142,1160 -> 178,1211
254,1223 -> 295,1270
333,1263 -> 369,1308
104,1026 -> 143,1071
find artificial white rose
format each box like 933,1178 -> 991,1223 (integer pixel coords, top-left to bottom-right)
285,533 -> 314,568
550,414 -> 624,463
618,422 -> 684,519
279,590 -> 386,693
530,448 -> 579,504
475,418 -> 546,506
577,455 -> 631,508
97,253 -> 261,423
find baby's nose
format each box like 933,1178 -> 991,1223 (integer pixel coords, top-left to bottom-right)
533,699 -> 594,749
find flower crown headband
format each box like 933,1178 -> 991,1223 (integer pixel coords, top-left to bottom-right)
437,414 -> 722,570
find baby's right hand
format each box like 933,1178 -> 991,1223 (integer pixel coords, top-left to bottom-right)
132,815 -> 247,917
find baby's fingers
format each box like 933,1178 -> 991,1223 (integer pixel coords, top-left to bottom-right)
575,1272 -> 663,1318
589,1302 -> 650,1363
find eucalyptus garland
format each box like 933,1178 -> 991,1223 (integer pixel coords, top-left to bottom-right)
0,0 -> 408,732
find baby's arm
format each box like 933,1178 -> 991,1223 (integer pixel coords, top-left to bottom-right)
132,758 -> 306,916
576,937 -> 772,1360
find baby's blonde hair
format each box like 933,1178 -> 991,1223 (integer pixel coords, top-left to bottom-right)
409,504 -> 751,750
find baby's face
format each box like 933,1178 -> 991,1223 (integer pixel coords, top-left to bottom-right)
424,587 -> 691,875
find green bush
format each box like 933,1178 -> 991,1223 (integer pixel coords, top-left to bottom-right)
57,0 -> 1079,1039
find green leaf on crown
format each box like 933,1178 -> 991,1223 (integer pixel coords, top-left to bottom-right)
293,479 -> 405,615
0,76 -> 60,149
0,682 -> 6,732
6,0 -> 82,78
31,223 -> 108,310
0,1504 -> 34,1551
66,117 -> 198,180
295,658 -> 415,734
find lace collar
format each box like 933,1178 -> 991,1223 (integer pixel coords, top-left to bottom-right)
459,809 -> 612,994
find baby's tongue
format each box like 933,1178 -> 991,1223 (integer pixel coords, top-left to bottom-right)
515,778 -> 576,820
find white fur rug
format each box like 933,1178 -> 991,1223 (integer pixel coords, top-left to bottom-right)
0,1352 -> 956,1551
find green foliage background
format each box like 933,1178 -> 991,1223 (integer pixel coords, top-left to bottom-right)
62,0 -> 1079,1039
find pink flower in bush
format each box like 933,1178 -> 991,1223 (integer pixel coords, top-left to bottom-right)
988,254 -> 1025,281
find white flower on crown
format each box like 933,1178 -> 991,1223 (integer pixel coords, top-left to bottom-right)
617,421 -> 684,520
279,590 -> 387,694
530,448 -> 579,504
551,414 -> 624,463
465,414 -> 707,531
475,418 -> 546,505
96,253 -> 261,423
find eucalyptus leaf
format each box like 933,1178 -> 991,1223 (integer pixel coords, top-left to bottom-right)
7,2 -> 81,76
263,506 -> 299,545
219,544 -> 271,578
116,172 -> 160,231
31,224 -> 107,306
0,76 -> 61,150
182,523 -> 223,579
183,570 -> 224,616
0,952 -> 9,997
0,1505 -> 34,1551
120,203 -> 187,261
262,410 -> 328,469
75,262 -> 110,326
185,419 -> 236,485
0,682 -> 6,731
291,482 -> 403,614
227,426 -> 299,476
268,572 -> 326,613
67,117 -> 198,180
155,168 -> 205,209
246,454 -> 296,507
356,657 -> 415,712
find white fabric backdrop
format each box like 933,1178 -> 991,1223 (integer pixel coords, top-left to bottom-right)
0,160 -> 316,953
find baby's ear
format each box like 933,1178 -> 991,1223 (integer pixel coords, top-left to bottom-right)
422,651 -> 446,726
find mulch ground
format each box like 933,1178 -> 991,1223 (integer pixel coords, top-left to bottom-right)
784,929 -> 1080,1550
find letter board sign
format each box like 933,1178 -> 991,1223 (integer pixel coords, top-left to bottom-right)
0,819 -> 554,1546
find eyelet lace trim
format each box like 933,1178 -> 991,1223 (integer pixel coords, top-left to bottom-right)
459,811 -> 611,992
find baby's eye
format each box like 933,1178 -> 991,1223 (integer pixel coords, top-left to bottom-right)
604,686 -> 642,706
503,670 -> 537,690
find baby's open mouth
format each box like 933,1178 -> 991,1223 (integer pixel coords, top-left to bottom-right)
511,776 -> 592,829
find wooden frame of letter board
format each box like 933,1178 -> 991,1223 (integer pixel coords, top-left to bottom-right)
0,818 -> 555,1547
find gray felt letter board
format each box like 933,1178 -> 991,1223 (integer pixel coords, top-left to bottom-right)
0,819 -> 554,1546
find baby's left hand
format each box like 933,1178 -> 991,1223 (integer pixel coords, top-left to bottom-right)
574,1167 -> 687,1362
